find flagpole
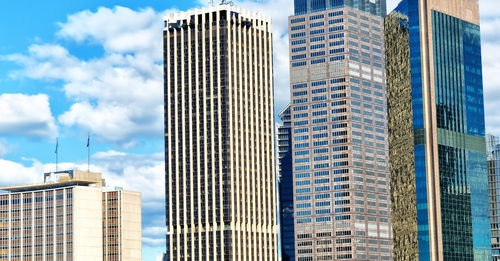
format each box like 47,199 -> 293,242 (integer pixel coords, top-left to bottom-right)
87,133 -> 90,172
55,137 -> 59,172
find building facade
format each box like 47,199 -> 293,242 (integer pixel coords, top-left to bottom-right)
103,188 -> 142,260
277,104 -> 295,261
293,0 -> 386,17
385,0 -> 491,260
0,170 -> 141,261
287,1 -> 393,260
163,5 -> 277,260
488,134 -> 500,260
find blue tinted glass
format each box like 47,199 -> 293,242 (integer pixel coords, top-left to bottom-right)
294,0 -> 384,16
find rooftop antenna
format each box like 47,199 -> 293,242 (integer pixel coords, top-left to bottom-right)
55,137 -> 59,172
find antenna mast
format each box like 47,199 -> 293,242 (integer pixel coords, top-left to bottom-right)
55,138 -> 59,172
87,132 -> 91,172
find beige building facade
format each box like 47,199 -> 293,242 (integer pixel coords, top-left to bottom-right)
164,4 -> 277,261
0,170 -> 141,261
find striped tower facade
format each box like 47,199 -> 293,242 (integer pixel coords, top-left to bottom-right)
164,5 -> 277,261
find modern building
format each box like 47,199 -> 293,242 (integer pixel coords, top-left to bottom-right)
103,187 -> 142,260
163,5 -> 277,260
293,0 -> 386,17
277,104 -> 294,261
0,170 -> 141,261
385,0 -> 491,260
487,134 -> 500,260
286,0 -> 393,260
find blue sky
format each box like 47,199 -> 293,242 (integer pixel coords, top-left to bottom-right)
0,0 -> 499,260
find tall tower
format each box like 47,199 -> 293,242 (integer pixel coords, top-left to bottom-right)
385,0 -> 492,260
163,5 -> 277,260
277,104 -> 295,261
286,0 -> 393,260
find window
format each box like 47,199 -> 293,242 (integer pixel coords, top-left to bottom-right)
293,83 -> 307,89
291,32 -> 306,38
291,17 -> 305,24
291,39 -> 306,45
291,24 -> 306,31
309,14 -> 324,20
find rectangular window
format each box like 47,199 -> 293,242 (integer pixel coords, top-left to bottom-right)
292,47 -> 307,53
291,17 -> 306,24
292,61 -> 307,67
291,32 -> 306,38
291,39 -> 306,45
293,98 -> 308,104
309,14 -> 325,20
329,25 -> 344,32
310,29 -> 325,35
291,24 -> 306,31
293,83 -> 307,89
311,58 -> 326,64
310,21 -> 324,27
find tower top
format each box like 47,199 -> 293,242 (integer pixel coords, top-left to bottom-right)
164,4 -> 271,25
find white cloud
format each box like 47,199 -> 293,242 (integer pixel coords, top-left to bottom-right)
3,6 -> 173,144
0,94 -> 57,139
479,0 -> 500,19
386,0 -> 401,13
481,27 -> 500,135
0,158 -> 44,186
57,6 -> 162,57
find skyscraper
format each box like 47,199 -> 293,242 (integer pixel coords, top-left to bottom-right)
385,0 -> 491,260
277,104 -> 295,261
286,0 -> 393,260
294,0 -> 386,17
487,134 -> 500,260
163,5 -> 277,260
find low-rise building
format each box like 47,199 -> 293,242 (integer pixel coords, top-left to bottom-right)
0,170 -> 141,261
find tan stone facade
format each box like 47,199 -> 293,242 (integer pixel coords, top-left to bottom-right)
163,5 -> 277,261
103,189 -> 142,260
0,170 -> 141,261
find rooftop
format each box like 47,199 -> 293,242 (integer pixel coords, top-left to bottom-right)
0,170 -> 103,193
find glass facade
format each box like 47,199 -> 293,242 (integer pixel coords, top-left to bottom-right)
278,105 -> 295,261
288,5 -> 393,260
294,0 -> 386,17
487,135 -> 500,260
386,0 -> 491,260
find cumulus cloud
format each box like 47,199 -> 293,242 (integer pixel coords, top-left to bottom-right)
0,94 -> 57,139
57,6 -> 162,57
0,150 -> 165,248
479,0 -> 500,136
2,6 -> 173,144
0,158 -> 44,186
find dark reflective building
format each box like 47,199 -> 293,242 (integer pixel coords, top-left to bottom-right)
278,104 -> 294,261
386,0 -> 491,260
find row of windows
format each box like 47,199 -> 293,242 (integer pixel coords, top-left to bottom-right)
290,11 -> 343,26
